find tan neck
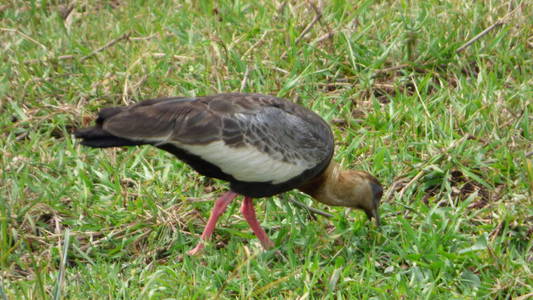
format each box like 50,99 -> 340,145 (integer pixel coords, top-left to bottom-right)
298,162 -> 354,207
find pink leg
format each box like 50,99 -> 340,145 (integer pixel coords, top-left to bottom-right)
188,191 -> 238,255
241,197 -> 275,249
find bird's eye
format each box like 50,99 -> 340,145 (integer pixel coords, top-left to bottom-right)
371,182 -> 383,204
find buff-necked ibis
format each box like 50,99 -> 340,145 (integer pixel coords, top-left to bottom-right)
74,93 -> 383,255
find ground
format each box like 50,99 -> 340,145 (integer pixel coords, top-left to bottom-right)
1,0 -> 532,298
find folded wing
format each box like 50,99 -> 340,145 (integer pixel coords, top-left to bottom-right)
98,93 -> 333,184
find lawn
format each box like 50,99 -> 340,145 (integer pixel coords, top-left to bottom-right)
1,0 -> 532,298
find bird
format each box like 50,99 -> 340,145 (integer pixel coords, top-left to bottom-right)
74,93 -> 383,255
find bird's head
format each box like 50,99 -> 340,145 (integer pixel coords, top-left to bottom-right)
300,163 -> 383,226
334,170 -> 383,226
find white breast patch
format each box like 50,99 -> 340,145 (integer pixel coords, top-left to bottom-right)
172,141 -> 311,184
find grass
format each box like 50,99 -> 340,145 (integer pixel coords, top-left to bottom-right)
1,0 -> 531,298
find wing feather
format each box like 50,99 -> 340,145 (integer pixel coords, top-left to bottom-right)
100,93 -> 333,183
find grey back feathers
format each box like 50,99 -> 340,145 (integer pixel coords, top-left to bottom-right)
79,93 -> 334,186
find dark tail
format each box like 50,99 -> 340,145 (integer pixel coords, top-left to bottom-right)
74,126 -> 147,148
74,107 -> 147,148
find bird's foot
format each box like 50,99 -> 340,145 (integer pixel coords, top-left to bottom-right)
187,242 -> 205,256
260,238 -> 275,250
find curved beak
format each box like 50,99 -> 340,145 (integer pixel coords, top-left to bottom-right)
371,208 -> 381,227
364,207 -> 381,227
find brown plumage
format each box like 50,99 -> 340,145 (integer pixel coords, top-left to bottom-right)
75,93 -> 382,255
299,162 -> 382,225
